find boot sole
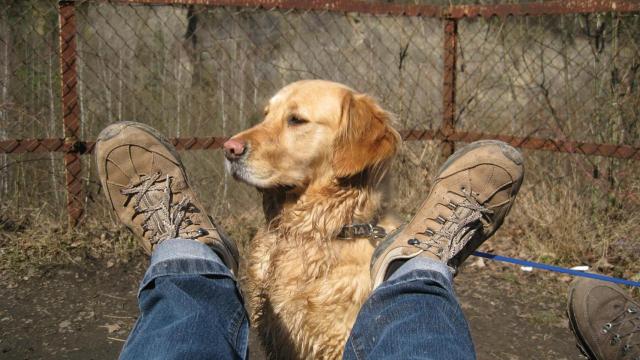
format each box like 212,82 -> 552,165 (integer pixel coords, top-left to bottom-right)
436,139 -> 524,178
95,121 -> 190,198
566,284 -> 599,360
96,121 -> 184,170
95,121 -> 189,254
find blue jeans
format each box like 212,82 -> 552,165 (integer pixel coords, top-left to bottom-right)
120,239 -> 476,360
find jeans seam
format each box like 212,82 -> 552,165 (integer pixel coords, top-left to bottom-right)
228,305 -> 247,358
350,336 -> 364,360
119,313 -> 143,359
346,306 -> 368,360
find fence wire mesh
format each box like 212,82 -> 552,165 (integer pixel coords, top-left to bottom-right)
0,0 -> 65,214
0,0 -> 639,252
0,0 -> 61,140
456,13 -> 640,145
68,1 -> 443,224
73,2 -> 442,137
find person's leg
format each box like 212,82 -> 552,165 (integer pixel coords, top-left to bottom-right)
121,239 -> 248,360
95,122 -> 245,360
344,258 -> 474,360
347,140 -> 525,360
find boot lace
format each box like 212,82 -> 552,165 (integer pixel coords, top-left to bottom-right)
407,190 -> 493,260
121,172 -> 207,245
601,306 -> 640,358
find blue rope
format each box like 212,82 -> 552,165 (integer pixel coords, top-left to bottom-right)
472,251 -> 640,288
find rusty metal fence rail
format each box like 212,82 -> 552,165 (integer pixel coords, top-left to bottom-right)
1,0 -> 639,227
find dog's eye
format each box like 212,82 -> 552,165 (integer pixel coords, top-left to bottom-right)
287,116 -> 308,127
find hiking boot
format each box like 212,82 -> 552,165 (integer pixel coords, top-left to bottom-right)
567,278 -> 640,360
371,140 -> 524,288
95,122 -> 239,274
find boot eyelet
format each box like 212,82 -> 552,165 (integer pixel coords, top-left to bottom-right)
611,334 -> 621,345
408,238 -> 420,246
435,216 -> 446,224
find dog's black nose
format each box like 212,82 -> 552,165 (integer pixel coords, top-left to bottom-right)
223,138 -> 246,160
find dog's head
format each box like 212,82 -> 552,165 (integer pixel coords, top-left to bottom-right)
224,80 -> 400,190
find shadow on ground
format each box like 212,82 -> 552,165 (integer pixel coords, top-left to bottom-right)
0,257 -> 580,359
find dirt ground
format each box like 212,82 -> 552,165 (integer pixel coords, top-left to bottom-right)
0,256 -> 581,360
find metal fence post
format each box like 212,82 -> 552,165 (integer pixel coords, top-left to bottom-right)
58,0 -> 84,227
441,18 -> 458,158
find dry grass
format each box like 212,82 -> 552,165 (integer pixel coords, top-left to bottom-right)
0,206 -> 138,276
0,199 -> 261,277
493,152 -> 640,281
1,144 -> 639,285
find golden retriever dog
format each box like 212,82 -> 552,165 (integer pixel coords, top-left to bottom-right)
224,80 -> 401,359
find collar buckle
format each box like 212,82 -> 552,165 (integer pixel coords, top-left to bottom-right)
370,225 -> 386,239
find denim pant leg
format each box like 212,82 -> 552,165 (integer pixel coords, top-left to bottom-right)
343,258 -> 476,360
120,239 -> 248,360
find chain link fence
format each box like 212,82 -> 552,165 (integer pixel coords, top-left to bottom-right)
0,1 -> 66,225
71,1 -> 444,228
1,1 -> 639,269
456,13 -> 640,143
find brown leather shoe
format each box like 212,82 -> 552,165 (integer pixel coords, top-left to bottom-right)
371,140 -> 524,288
567,278 -> 640,360
95,122 -> 239,274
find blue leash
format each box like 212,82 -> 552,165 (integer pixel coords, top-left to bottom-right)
472,251 -> 640,288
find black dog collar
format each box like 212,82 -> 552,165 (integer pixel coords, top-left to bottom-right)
337,223 -> 387,240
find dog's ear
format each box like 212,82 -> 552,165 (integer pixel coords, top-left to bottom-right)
332,92 -> 400,178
